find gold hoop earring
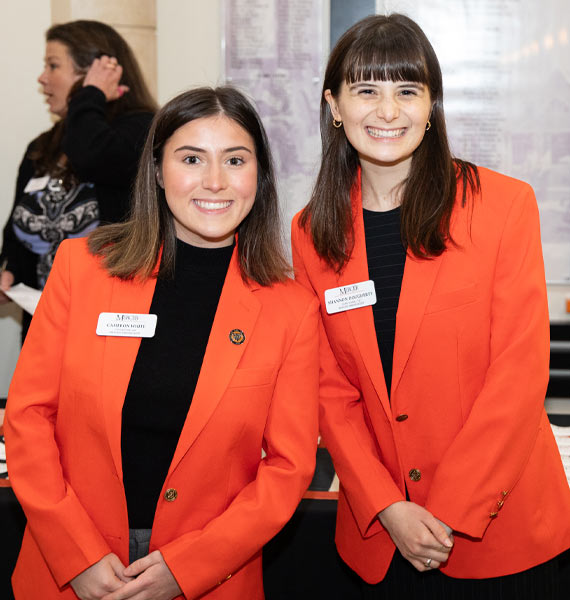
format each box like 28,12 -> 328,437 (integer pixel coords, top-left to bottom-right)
333,119 -> 343,129
425,120 -> 431,131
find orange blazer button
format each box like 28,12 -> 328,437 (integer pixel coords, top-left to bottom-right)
395,414 -> 408,422
408,468 -> 421,482
164,488 -> 178,502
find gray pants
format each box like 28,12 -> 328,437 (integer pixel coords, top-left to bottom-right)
129,528 -> 152,564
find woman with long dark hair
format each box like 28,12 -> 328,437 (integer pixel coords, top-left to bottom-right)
292,13 -> 570,598
5,86 -> 319,599
0,20 -> 156,338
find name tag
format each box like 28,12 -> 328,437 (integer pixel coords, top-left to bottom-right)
23,175 -> 50,194
96,313 -> 157,337
324,280 -> 377,315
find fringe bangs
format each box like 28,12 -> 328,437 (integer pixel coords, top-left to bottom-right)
343,33 -> 429,85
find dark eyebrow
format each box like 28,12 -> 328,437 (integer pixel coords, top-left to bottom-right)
174,145 -> 205,153
174,145 -> 253,154
224,146 -> 253,154
398,82 -> 424,88
349,82 -> 377,90
348,81 -> 425,89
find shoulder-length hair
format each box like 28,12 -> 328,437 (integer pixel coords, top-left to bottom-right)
300,13 -> 479,271
88,86 -> 290,287
31,20 -> 157,176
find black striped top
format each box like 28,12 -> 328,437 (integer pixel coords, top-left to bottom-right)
363,206 -> 406,398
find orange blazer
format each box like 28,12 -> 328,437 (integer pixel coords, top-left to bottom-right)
5,238 -> 319,599
291,166 -> 570,582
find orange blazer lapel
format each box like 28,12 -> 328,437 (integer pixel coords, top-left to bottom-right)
340,182 -> 391,417
167,250 -> 261,476
338,175 -> 443,411
100,274 -> 157,480
392,191 -> 470,396
342,170 -> 444,402
392,250 -> 443,397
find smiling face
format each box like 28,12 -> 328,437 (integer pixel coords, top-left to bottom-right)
325,79 -> 432,174
38,41 -> 82,117
158,115 -> 258,248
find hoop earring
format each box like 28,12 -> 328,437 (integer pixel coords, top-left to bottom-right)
333,119 -> 343,129
425,120 -> 431,131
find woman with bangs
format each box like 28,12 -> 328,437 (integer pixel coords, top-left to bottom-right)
292,13 -> 570,598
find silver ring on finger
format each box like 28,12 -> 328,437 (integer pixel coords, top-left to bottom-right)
424,558 -> 432,568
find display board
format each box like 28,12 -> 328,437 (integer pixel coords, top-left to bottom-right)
224,0 -> 570,281
223,0 -> 325,255
381,0 -> 570,282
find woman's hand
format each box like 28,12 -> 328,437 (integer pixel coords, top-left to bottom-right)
101,550 -> 182,600
378,501 -> 454,572
0,269 -> 14,305
70,553 -> 132,600
83,55 -> 130,102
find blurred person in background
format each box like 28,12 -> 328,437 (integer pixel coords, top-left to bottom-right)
0,20 -> 156,339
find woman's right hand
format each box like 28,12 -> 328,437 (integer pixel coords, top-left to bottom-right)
378,501 -> 454,572
70,553 -> 132,600
0,269 -> 14,304
83,56 -> 130,102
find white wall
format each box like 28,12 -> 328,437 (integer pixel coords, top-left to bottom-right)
0,3 -> 52,397
156,0 -> 222,104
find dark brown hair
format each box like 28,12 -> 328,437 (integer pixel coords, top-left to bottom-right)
31,20 -> 157,179
300,13 -> 479,270
88,86 -> 290,286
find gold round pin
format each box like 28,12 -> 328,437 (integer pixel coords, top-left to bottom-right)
229,329 -> 245,345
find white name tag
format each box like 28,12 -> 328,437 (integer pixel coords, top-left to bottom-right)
23,175 -> 50,194
324,280 -> 377,315
96,312 -> 157,337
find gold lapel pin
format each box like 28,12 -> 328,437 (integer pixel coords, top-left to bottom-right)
229,329 -> 245,345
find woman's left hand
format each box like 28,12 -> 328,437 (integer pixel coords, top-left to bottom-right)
83,55 -> 130,102
378,501 -> 454,571
101,551 -> 181,600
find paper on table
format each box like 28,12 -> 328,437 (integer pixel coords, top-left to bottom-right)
3,283 -> 41,315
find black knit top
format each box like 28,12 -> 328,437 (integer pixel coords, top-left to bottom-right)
121,239 -> 234,528
363,206 -> 406,397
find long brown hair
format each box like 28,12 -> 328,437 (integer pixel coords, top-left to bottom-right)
300,13 -> 479,271
88,86 -> 290,287
31,20 -> 157,179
